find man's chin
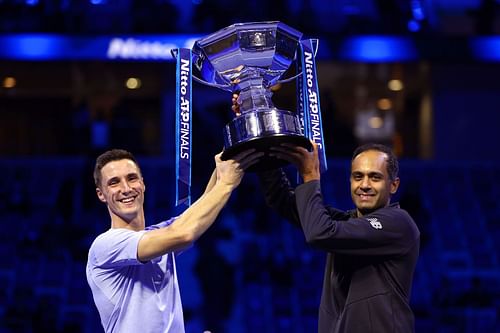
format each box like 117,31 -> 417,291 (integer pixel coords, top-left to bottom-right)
357,204 -> 376,216
112,209 -> 138,222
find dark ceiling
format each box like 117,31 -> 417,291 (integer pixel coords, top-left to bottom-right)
0,0 -> 499,37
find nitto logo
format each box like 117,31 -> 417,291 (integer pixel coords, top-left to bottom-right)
107,38 -> 176,60
367,217 -> 382,229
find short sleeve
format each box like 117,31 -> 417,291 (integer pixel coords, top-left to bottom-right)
89,228 -> 147,268
146,217 -> 177,231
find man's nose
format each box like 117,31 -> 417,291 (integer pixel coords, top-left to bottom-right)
360,177 -> 371,189
120,180 -> 132,192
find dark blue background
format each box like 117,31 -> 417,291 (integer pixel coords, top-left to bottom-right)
0,1 -> 499,332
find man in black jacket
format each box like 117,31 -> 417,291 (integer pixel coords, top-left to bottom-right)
259,142 -> 420,333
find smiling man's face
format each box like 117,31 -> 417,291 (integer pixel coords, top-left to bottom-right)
350,150 -> 399,216
96,159 -> 145,224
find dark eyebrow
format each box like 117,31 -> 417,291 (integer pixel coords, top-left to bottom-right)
106,172 -> 140,185
369,172 -> 384,179
107,176 -> 120,185
351,171 -> 384,177
127,172 -> 140,178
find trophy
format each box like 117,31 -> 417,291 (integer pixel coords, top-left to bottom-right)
173,21 -> 326,205
190,21 -> 313,171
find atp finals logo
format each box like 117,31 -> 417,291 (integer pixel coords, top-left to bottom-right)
178,57 -> 191,160
303,50 -> 322,150
367,217 -> 383,229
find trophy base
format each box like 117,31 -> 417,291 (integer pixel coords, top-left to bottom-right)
220,134 -> 312,172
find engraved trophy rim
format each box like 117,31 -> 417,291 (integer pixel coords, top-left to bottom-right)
192,21 -> 303,92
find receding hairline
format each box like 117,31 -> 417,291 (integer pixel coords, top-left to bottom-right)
351,146 -> 399,180
351,149 -> 390,171
352,148 -> 389,160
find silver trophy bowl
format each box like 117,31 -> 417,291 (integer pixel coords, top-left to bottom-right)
192,21 -> 312,171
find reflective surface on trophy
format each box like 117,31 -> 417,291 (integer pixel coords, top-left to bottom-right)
191,21 -> 312,171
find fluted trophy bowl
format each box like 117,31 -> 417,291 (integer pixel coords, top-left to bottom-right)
192,21 -> 312,171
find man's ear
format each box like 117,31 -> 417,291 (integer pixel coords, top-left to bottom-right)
96,187 -> 106,203
390,177 -> 400,195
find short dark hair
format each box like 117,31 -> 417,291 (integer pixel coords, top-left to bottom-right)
93,149 -> 140,188
352,143 -> 399,180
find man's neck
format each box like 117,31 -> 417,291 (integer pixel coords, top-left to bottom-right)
110,213 -> 145,231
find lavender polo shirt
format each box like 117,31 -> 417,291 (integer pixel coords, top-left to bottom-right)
86,219 -> 185,333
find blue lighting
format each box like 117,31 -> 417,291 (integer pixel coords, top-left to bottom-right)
408,20 -> 421,32
339,36 -> 418,62
411,0 -> 425,20
3,34 -> 499,63
470,37 -> 500,62
0,35 -> 65,60
0,34 -> 202,61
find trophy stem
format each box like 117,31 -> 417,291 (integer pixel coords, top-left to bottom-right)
238,85 -> 274,114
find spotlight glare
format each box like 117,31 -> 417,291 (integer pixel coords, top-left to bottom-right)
369,116 -> 384,129
388,79 -> 404,91
377,98 -> 392,110
407,20 -> 420,32
3,76 -> 16,88
126,77 -> 141,89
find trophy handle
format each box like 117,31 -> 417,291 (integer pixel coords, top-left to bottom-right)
192,75 -> 232,90
170,48 -> 232,90
275,38 -> 320,85
276,72 -> 302,84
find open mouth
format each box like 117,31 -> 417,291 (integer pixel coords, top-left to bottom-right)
119,196 -> 137,204
358,193 -> 374,200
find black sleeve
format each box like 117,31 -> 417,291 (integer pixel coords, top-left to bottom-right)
257,168 -> 301,228
295,180 -> 420,257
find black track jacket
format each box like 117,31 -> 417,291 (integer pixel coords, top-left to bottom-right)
259,169 -> 420,333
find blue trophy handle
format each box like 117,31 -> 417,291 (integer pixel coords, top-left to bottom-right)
275,38 -> 319,85
311,38 -> 320,56
192,76 -> 232,90
276,72 -> 302,84
170,48 -> 232,90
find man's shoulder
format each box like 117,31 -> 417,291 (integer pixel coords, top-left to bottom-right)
394,204 -> 417,223
382,203 -> 412,218
89,227 -> 145,253
89,228 -> 111,247
88,227 -> 148,269
379,204 -> 420,235
92,227 -> 126,243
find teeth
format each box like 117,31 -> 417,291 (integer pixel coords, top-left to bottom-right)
121,197 -> 134,203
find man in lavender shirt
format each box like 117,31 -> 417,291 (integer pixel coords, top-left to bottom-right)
86,148 -> 261,333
